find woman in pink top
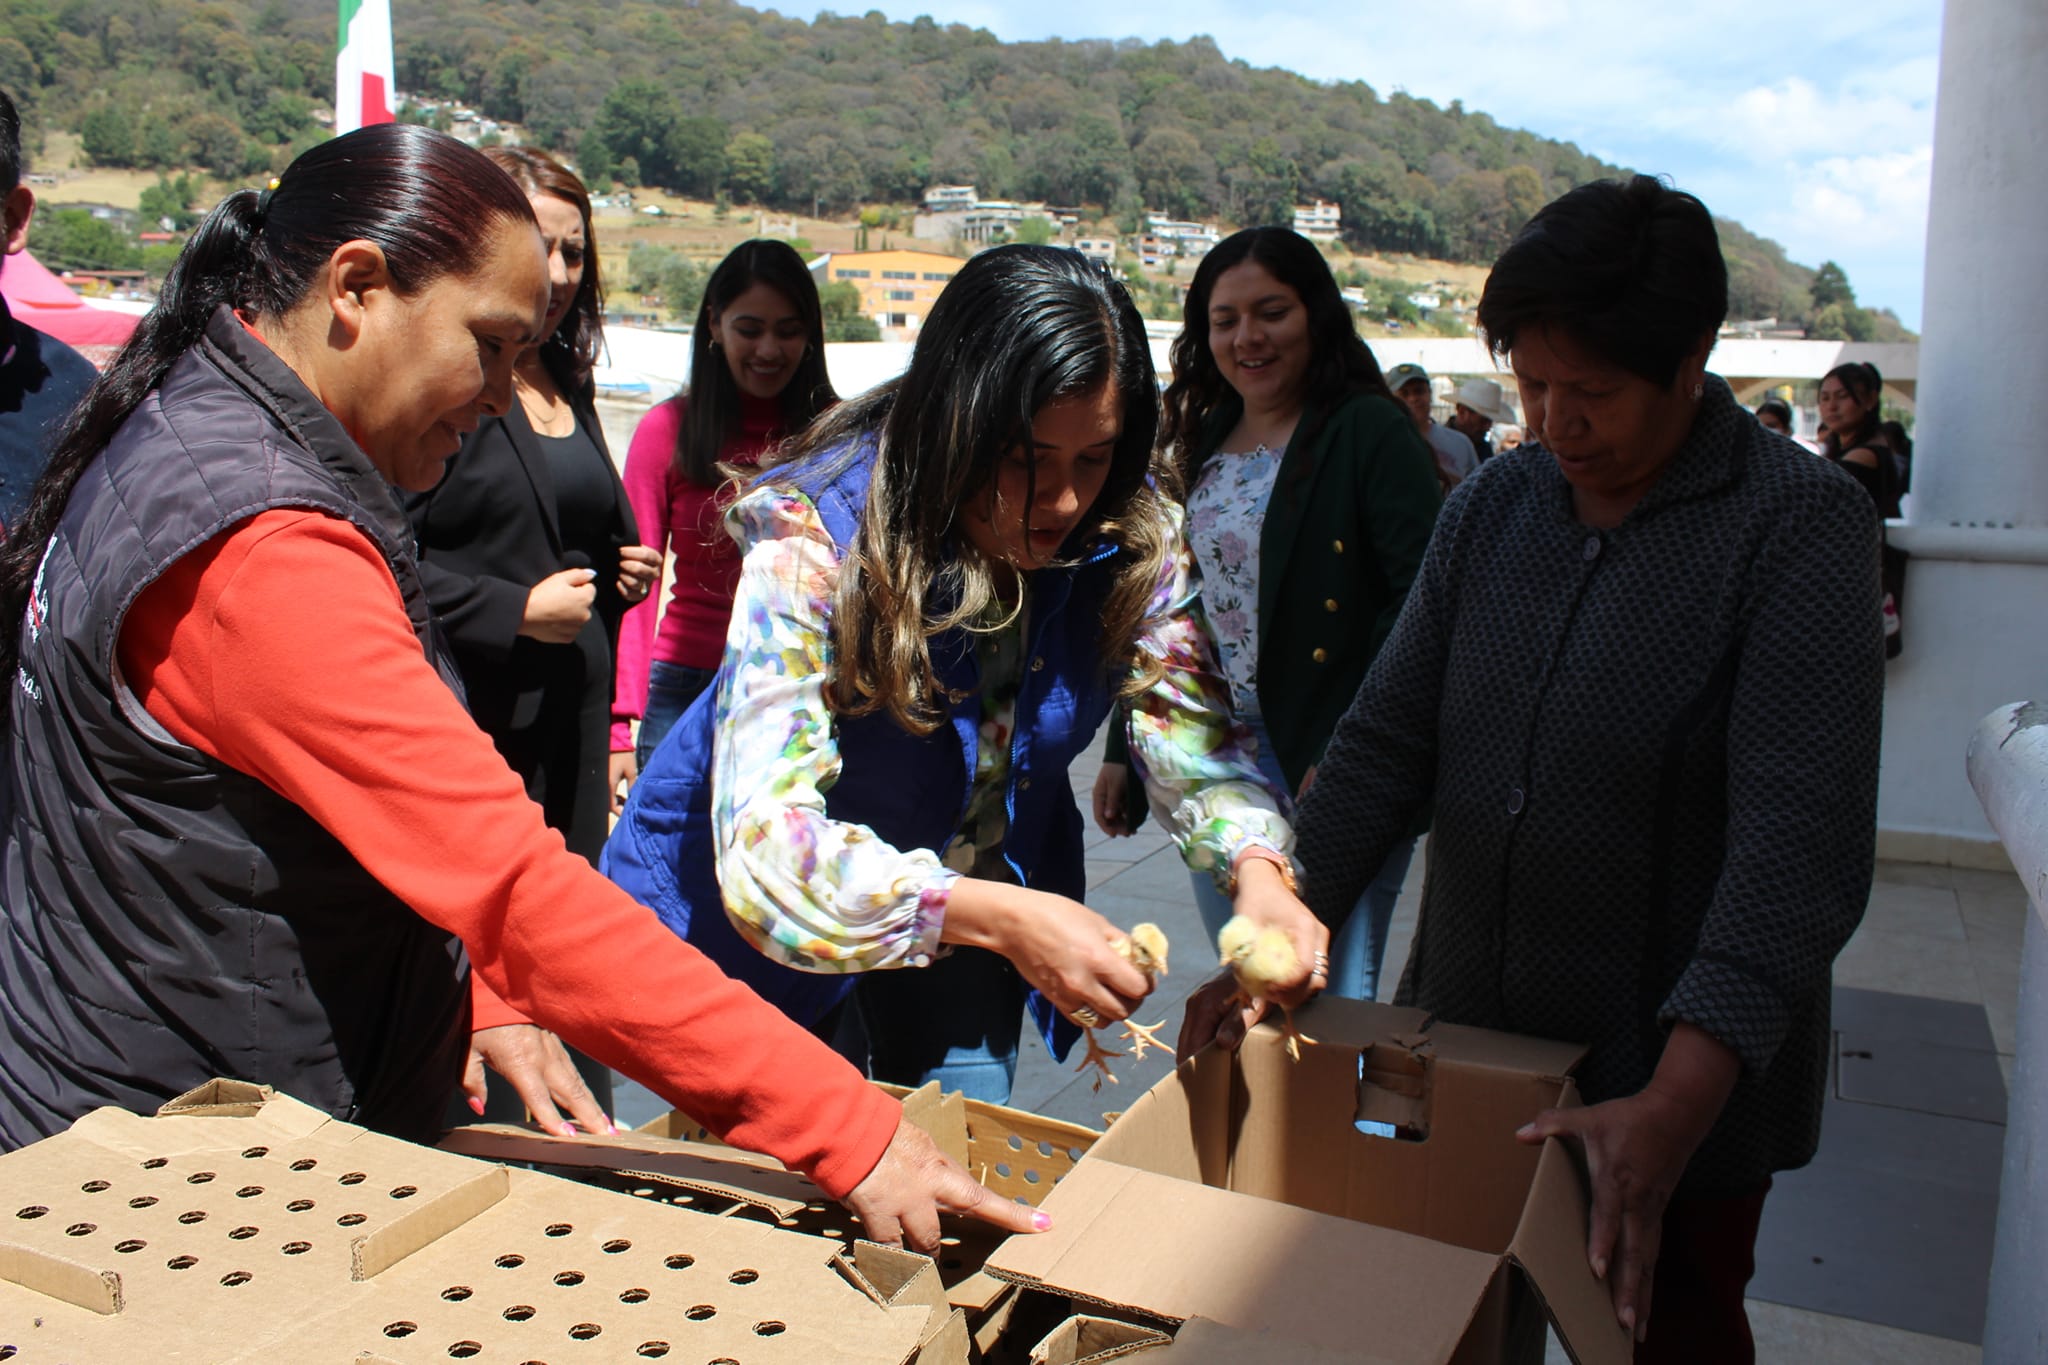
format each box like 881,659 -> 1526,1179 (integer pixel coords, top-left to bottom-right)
611,240 -> 836,797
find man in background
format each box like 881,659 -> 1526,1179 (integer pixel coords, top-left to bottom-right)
1447,377 -> 1516,465
1386,362 -> 1475,489
1,88 -> 96,535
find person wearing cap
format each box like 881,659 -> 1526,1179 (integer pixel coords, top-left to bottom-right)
1387,361 -> 1477,488
1449,376 -> 1518,464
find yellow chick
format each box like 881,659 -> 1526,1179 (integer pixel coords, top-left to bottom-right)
1217,914 -> 1316,1060
1073,922 -> 1171,1091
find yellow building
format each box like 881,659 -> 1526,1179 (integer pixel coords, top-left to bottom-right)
811,248 -> 963,341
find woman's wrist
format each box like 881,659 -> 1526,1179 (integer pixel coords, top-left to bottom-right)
1226,845 -> 1298,899
936,876 -> 1025,955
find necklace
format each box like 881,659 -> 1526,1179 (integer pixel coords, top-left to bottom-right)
515,365 -> 576,437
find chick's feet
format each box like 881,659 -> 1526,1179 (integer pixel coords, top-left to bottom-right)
1075,1028 -> 1127,1092
1278,1007 -> 1318,1062
1117,1018 -> 1170,1061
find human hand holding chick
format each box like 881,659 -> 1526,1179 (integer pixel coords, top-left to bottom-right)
1175,852 -> 1329,1062
941,879 -> 1154,1027
1073,923 -> 1171,1090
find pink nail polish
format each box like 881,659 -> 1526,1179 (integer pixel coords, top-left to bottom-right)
559,1123 -> 577,1138
607,1121 -> 620,1136
1031,1211 -> 1052,1231
467,1095 -> 485,1116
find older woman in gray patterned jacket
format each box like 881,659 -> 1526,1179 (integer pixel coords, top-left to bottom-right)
1182,177 -> 1884,1364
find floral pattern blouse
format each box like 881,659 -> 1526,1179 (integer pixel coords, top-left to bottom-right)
710,484 -> 1292,974
1185,445 -> 1285,720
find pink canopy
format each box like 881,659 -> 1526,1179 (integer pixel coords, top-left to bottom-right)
2,249 -> 139,350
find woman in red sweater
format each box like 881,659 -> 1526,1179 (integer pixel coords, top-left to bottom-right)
0,126 -> 1038,1253
612,240 -> 836,794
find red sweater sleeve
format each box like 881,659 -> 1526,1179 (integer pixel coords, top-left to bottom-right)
118,508 -> 899,1199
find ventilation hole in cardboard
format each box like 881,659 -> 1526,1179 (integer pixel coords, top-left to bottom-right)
663,1254 -> 694,1271
629,1186 -> 656,1199
178,1210 -> 208,1225
753,1321 -> 786,1337
1006,1134 -> 1024,1151
566,1324 -> 601,1341
447,1343 -> 482,1358
383,1322 -> 418,1338
994,1163 -> 1011,1179
503,1305 -> 536,1322
603,1239 -> 632,1254
167,1255 -> 198,1270
684,1305 -> 716,1322
187,1171 -> 215,1184
710,1357 -> 740,1364
1022,1170 -> 1041,1185
496,1254 -> 526,1269
241,1146 -> 269,1160
1036,1141 -> 1055,1158
236,1186 -> 264,1199
286,1199 -> 314,1213
553,1270 -> 585,1287
15,1206 -> 46,1219
389,1185 -> 418,1199
820,1227 -> 845,1239
64,1222 -> 95,1236
221,1270 -> 252,1286
282,1241 -> 311,1255
619,1288 -> 650,1305
338,1213 -> 367,1227
442,1286 -> 473,1302
338,1172 -> 366,1186
290,1158 -> 318,1171
228,1226 -> 258,1240
129,1195 -> 158,1209
803,1202 -> 826,1213
81,1179 -> 110,1193
634,1345 -> 670,1359
544,1222 -> 573,1237
142,1157 -> 169,1169
727,1269 -> 758,1285
1,1346 -> 16,1360
1068,1146 -> 1086,1163
116,1239 -> 146,1253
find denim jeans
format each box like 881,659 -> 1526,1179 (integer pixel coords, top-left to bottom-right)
634,660 -> 718,770
1189,713 -> 1416,1002
842,946 -> 1025,1104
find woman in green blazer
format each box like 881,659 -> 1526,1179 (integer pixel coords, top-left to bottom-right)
1094,227 -> 1441,1001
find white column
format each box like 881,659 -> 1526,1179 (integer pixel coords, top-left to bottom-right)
1876,0 -> 2048,855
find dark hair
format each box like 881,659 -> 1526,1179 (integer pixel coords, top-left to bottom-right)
1163,226 -> 1392,490
768,244 -> 1169,734
676,239 -> 836,487
1478,175 -> 1728,389
482,144 -> 602,387
1820,361 -> 1884,459
0,124 -> 537,705
1878,419 -> 1912,460
1,88 -> 20,195
1755,397 -> 1794,431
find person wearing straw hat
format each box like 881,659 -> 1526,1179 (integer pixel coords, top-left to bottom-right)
1449,376 -> 1518,464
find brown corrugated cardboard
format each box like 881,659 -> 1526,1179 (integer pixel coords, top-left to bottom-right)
984,996 -> 1634,1365
0,1083 -> 936,1364
1026,1313 -> 1172,1363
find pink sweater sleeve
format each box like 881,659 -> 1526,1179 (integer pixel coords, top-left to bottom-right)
612,398 -> 684,752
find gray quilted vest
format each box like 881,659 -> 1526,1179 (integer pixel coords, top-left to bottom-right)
0,307 -> 471,1149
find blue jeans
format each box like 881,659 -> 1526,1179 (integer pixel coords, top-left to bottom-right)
844,946 -> 1024,1103
1190,713 -> 1417,1002
635,660 -> 717,770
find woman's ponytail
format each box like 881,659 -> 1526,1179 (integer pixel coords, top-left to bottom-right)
0,189 -> 267,702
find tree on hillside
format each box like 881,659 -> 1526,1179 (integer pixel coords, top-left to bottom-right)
726,131 -> 775,204
1810,260 -> 1855,312
821,280 -> 879,341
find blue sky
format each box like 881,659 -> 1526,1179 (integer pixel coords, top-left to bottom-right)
847,0 -> 1943,328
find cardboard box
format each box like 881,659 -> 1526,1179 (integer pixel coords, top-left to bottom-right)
0,1080 -> 945,1363
983,997 -> 1634,1365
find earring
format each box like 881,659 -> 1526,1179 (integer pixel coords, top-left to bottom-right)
1691,381 -> 1704,400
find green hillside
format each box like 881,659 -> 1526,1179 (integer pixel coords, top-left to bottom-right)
0,0 -> 1907,339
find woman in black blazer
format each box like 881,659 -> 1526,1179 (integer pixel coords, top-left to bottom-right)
406,147 -> 659,1117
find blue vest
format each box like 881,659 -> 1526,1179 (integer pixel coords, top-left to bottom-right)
602,443 -> 1126,1057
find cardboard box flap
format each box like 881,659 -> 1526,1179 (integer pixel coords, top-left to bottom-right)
1158,1317 -> 1404,1364
986,1160 -> 1501,1361
1414,1021 -> 1589,1082
1028,1313 -> 1172,1363
1505,1135 -> 1632,1365
437,1123 -> 814,1216
154,1078 -> 274,1116
0,1239 -> 123,1314
1287,994 -> 1435,1050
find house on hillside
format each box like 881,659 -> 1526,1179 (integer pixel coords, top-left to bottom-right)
810,248 -> 964,341
1293,200 -> 1342,242
1075,237 -> 1116,264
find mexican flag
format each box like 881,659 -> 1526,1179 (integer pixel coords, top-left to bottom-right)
335,0 -> 395,134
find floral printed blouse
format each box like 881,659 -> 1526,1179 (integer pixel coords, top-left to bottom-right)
710,484 -> 1292,974
1184,444 -> 1285,720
